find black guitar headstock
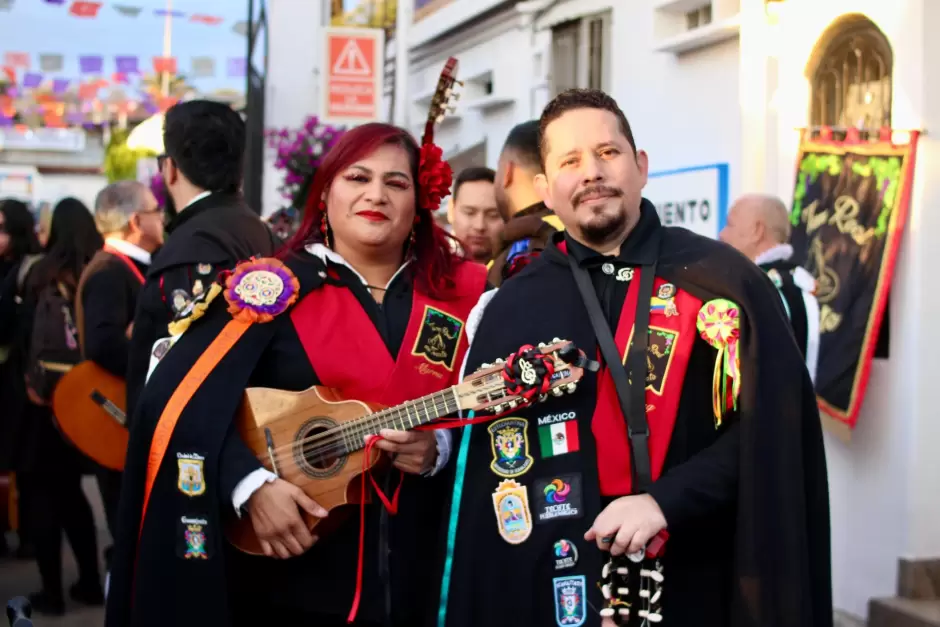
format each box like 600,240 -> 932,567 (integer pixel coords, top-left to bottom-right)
598,531 -> 668,624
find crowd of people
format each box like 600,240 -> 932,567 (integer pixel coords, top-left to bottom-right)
0,87 -> 830,627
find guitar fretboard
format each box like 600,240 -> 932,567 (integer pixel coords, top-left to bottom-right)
338,388 -> 461,455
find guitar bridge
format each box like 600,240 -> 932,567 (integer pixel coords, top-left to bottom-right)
265,428 -> 280,477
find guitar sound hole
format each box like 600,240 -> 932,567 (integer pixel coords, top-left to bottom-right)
293,417 -> 347,479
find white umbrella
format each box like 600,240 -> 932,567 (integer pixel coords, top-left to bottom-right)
126,112 -> 165,153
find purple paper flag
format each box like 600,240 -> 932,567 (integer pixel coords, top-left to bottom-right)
66,110 -> 84,124
153,8 -> 183,17
23,72 -> 43,88
0,115 -> 13,127
143,100 -> 159,115
6,86 -> 19,98
44,0 -> 65,4
227,58 -> 247,78
79,55 -> 103,74
52,78 -> 70,94
115,55 -> 139,74
82,121 -> 98,130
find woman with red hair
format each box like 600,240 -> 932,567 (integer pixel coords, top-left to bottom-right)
105,123 -> 489,627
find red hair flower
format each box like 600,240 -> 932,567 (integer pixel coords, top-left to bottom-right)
418,143 -> 452,211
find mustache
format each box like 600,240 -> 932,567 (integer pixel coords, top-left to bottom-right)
572,185 -> 622,207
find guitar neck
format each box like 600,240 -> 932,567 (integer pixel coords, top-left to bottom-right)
345,387 -> 460,446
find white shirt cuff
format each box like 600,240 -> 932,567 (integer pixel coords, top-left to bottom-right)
423,429 -> 452,476
232,467 -> 278,515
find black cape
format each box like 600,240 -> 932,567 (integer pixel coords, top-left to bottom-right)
125,193 -> 279,421
440,204 -> 831,627
107,252 -> 459,627
106,255 -> 324,627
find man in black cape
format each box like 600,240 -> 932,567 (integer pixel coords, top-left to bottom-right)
125,100 -> 278,419
438,89 -> 831,626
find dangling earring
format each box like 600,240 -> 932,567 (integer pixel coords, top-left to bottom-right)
319,201 -> 332,249
407,215 -> 418,257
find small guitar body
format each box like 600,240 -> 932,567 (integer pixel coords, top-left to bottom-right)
51,361 -> 129,471
226,385 -> 387,555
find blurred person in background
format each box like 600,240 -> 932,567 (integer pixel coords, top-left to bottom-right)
0,198 -> 42,560
74,180 -> 162,593
720,193 -> 819,382
487,120 -> 563,286
17,198 -> 105,615
447,166 -> 505,263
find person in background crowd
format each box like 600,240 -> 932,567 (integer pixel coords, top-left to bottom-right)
0,198 -> 42,560
720,193 -> 819,382
487,120 -> 563,286
124,99 -> 279,421
105,122 -> 486,627
19,198 -> 105,615
447,166 -> 505,263
440,88 -> 831,627
75,181 -> 163,593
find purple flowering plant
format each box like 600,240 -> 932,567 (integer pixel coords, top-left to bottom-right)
265,115 -> 346,207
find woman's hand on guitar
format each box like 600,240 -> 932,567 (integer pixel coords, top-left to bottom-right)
246,478 -> 329,559
370,429 -> 437,475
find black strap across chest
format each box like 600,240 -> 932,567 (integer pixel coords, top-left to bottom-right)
567,245 -> 658,493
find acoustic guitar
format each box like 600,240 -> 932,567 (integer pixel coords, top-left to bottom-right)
51,361 -> 128,471
226,339 -> 593,554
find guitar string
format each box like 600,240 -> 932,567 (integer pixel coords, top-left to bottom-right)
253,388 -> 468,465
254,366 -> 512,461
258,394 -> 457,469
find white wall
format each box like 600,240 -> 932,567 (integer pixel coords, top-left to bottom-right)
261,0 -> 327,216
40,173 -> 108,211
407,9 -> 531,169
741,0 -> 939,619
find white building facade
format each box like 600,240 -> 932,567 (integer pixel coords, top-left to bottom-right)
263,0 -> 940,622
408,0 -> 940,623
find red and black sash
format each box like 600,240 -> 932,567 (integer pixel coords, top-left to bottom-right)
104,244 -> 146,285
591,270 -> 701,495
290,261 -> 486,406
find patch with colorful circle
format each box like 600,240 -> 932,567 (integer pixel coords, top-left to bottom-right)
553,538 -> 579,570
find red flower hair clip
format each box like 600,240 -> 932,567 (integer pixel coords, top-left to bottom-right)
417,143 -> 452,212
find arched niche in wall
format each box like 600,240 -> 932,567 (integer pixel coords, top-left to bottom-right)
805,13 -> 893,131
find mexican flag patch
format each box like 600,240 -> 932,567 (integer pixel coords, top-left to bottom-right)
538,419 -> 580,458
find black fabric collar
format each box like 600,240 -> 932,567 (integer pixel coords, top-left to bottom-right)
165,192 -> 242,234
514,202 -> 549,218
546,198 -> 662,268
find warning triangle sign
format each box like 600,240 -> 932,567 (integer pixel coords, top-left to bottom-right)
332,39 -> 371,76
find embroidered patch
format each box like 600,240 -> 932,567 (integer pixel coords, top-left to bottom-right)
650,283 -> 679,317
177,452 -> 206,497
491,479 -> 533,545
553,575 -> 587,626
534,474 -> 583,523
537,414 -> 580,459
553,539 -> 579,570
623,326 -> 679,396
411,305 -> 464,371
178,516 -> 209,560
197,263 -> 213,275
171,288 -> 191,314
487,417 -> 534,478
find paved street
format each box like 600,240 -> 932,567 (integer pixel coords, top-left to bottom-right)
1,477 -> 107,627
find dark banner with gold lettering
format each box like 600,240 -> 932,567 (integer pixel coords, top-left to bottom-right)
788,131 -> 920,431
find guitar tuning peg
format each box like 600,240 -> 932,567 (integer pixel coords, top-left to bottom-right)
538,342 -> 546,347
456,79 -> 464,86
617,587 -> 629,596
600,609 -> 614,617
495,358 -> 505,364
565,383 -> 577,394
618,608 -> 631,618
447,104 -> 457,113
481,362 -> 492,368
552,337 -> 561,343
451,92 -> 461,100
551,387 -> 564,397
538,393 -> 547,402
650,588 -> 662,604
435,114 -> 445,124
